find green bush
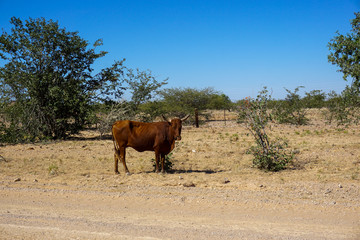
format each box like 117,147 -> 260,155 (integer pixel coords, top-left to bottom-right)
273,86 -> 309,125
248,137 -> 294,172
158,87 -> 232,120
0,17 -> 124,142
325,86 -> 360,125
152,153 -> 174,172
238,87 -> 294,171
137,101 -> 167,122
303,90 -> 326,108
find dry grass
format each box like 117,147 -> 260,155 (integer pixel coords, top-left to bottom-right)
0,109 -> 359,190
1,109 -> 359,240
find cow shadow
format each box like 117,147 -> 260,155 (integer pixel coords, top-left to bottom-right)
172,169 -> 223,174
66,134 -> 112,141
142,169 -> 223,174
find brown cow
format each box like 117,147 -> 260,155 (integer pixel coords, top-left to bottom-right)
112,115 -> 189,175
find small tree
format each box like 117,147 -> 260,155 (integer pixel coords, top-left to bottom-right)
158,87 -> 230,123
273,86 -> 309,125
238,87 -> 294,171
137,101 -> 167,122
303,90 -> 326,108
207,93 -> 233,110
159,87 -> 214,114
125,68 -> 168,115
328,12 -> 360,90
327,12 -> 360,125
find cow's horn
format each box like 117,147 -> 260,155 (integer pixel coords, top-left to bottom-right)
181,114 -> 190,121
162,115 -> 170,122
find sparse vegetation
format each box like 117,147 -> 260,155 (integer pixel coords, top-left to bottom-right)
48,163 -> 59,175
326,12 -> 360,126
238,87 -> 294,171
97,101 -> 133,138
1,109 -> 359,183
152,152 -> 174,172
273,86 -> 309,125
324,87 -> 360,126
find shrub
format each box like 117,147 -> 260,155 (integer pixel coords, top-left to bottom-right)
152,153 -> 174,172
248,137 -> 294,172
303,90 -> 326,108
324,86 -> 360,126
97,101 -> 134,138
48,163 -> 59,175
238,87 -> 294,171
324,91 -> 351,125
158,87 -> 231,121
137,101 -> 167,122
273,86 -> 309,125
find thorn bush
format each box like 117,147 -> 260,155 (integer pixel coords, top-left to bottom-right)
238,87 -> 294,171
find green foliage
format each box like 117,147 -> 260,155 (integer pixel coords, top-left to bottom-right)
326,12 -> 360,126
328,12 -> 360,89
159,87 -> 213,115
48,163 -> 59,175
125,68 -> 168,113
273,86 -> 309,125
248,137 -> 294,172
324,86 -> 360,125
152,153 -> 174,172
158,87 -> 231,120
137,101 -> 167,122
0,17 -> 124,142
303,90 -> 326,108
230,133 -> 239,142
238,87 -> 294,171
207,93 -> 233,110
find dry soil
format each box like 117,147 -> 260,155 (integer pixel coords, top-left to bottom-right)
0,110 -> 359,239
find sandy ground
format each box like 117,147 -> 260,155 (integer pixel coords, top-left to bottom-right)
0,181 -> 359,240
0,110 -> 360,239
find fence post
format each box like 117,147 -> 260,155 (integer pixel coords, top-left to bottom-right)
195,108 -> 199,128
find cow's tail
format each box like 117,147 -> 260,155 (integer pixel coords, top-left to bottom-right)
112,124 -> 119,153
112,123 -> 121,174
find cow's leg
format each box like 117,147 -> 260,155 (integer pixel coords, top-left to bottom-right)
161,153 -> 166,173
114,149 -> 120,174
120,147 -> 130,175
154,150 -> 160,173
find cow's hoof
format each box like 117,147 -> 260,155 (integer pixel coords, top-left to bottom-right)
115,171 -> 120,175
126,172 -> 131,176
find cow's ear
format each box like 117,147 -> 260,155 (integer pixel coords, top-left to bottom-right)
162,115 -> 170,123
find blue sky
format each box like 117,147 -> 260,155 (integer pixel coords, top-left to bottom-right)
0,0 -> 359,100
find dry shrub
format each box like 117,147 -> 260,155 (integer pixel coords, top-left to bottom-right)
239,87 -> 295,171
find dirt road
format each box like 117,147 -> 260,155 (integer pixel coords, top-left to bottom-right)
0,178 -> 359,240
1,115 -> 360,239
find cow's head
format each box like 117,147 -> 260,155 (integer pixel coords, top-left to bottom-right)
163,115 -> 189,141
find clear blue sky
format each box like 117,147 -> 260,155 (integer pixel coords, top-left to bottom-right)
0,0 -> 359,100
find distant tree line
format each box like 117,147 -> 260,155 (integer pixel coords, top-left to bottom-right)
1,13 -> 360,144
95,87 -> 233,137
